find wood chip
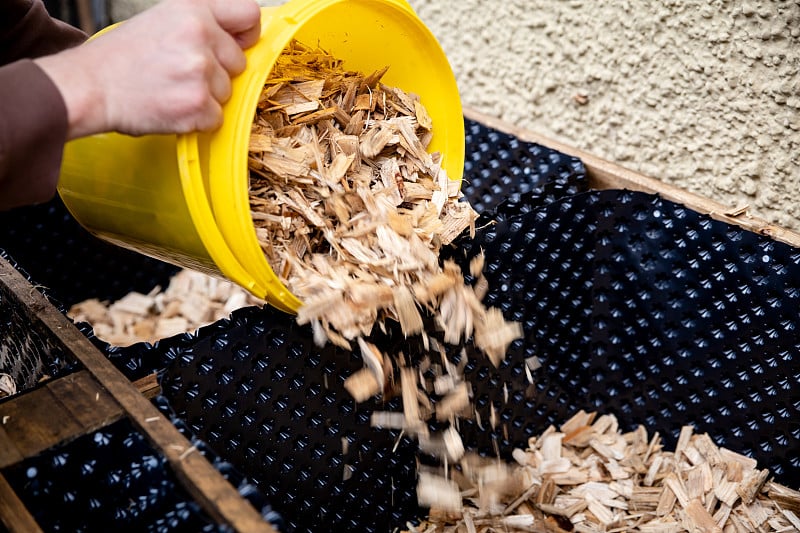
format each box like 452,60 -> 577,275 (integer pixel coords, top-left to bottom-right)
0,373 -> 16,399
685,498 -> 723,533
343,367 -> 381,403
435,382 -> 470,421
417,472 -> 462,512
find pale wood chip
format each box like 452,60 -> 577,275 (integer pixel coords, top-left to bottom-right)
154,317 -> 190,339
359,124 -> 396,159
414,100 -> 433,130
417,472 -> 463,512
768,483 -> 800,514
781,509 -> 800,530
343,367 -> 381,403
393,286 -> 424,337
249,133 -> 273,152
736,468 -> 770,505
401,367 -> 425,432
474,308 -> 524,367
685,498 -> 723,533
418,426 -> 465,462
0,374 -> 17,397
585,493 -> 617,526
357,337 -> 386,389
656,480 -> 678,517
269,79 -> 324,115
435,382 -> 470,421
370,411 -> 405,430
110,292 -> 154,316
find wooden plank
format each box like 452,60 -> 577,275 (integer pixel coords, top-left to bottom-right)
0,380 -> 84,463
0,259 -> 276,533
0,425 -> 24,467
0,371 -> 161,469
463,107 -> 800,249
0,473 -> 42,533
46,370 -> 120,434
134,372 -> 162,400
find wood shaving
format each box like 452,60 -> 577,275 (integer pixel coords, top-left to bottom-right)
408,411 -> 800,533
0,373 -> 16,399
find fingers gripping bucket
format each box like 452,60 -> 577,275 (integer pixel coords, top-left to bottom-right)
57,0 -> 465,314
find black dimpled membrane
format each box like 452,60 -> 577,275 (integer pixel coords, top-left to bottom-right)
2,119 -> 799,532
444,190 -> 800,485
160,310 -> 420,532
164,190 -> 800,530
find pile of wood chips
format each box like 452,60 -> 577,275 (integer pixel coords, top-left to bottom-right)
67,269 -> 262,347
406,410 -> 800,533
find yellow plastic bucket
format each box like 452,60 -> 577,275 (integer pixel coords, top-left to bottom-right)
57,0 -> 464,314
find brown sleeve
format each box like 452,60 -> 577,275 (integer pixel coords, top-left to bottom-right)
0,1 -> 87,210
0,0 -> 87,64
0,60 -> 71,210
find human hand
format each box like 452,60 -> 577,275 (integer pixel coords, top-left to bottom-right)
35,0 -> 261,138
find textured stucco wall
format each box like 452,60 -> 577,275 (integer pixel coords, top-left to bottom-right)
410,0 -> 800,231
111,0 -> 800,231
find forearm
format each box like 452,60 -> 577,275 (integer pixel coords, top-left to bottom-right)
0,0 -> 86,209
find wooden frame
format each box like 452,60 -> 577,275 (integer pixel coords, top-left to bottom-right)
1,112 -> 797,531
0,259 -> 278,533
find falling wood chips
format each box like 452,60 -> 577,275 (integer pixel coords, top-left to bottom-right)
405,410 -> 800,533
249,39 -> 529,517
250,39 -> 521,467
250,43 -> 800,533
67,269 -> 263,346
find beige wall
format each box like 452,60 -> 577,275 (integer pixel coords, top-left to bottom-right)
411,0 -> 800,231
112,0 -> 800,231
